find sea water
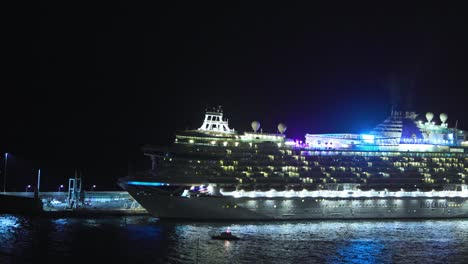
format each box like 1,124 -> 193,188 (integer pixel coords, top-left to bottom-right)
1,215 -> 467,263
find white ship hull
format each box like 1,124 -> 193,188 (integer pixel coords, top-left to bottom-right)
126,189 -> 468,220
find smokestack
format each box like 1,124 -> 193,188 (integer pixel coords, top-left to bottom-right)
388,72 -> 401,110
404,79 -> 414,110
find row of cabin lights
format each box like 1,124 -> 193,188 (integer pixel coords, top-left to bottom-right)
187,139 -> 285,148
221,163 -> 463,184
222,202 -> 404,209
185,137 -> 467,161
188,139 -> 241,147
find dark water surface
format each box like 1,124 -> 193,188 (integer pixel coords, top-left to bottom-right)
1,215 -> 467,264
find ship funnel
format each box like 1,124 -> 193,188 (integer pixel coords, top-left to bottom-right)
425,112 -> 434,123
277,123 -> 287,134
440,113 -> 448,124
251,121 -> 260,132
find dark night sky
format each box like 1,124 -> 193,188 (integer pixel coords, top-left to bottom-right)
2,2 -> 468,191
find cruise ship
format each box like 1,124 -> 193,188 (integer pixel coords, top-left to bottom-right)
119,106 -> 468,220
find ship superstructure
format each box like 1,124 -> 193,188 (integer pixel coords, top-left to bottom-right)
119,107 -> 468,220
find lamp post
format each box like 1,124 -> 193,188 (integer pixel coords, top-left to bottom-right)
58,184 -> 64,192
26,185 -> 31,192
92,185 -> 96,191
3,153 -> 8,193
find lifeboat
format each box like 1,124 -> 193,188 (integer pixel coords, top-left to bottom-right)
290,185 -> 304,192
239,185 -> 254,192
401,185 -> 417,192
220,186 -> 236,192
358,185 -> 372,191
371,185 -> 386,191
255,185 -> 271,192
303,184 -> 317,191
272,185 -> 286,192
386,185 -> 401,192
420,185 -> 433,192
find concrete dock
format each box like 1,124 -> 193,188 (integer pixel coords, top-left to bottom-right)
0,191 -> 148,216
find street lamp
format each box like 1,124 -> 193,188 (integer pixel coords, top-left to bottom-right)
58,184 -> 64,192
26,185 -> 31,192
92,185 -> 96,191
3,153 -> 8,193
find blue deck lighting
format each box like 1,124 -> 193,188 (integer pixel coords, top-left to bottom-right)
127,181 -> 170,187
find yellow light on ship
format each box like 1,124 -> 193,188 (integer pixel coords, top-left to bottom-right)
211,141 -> 216,145
223,141 -> 228,146
189,139 -> 194,144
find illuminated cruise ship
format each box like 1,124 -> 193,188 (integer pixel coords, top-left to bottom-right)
119,106 -> 468,220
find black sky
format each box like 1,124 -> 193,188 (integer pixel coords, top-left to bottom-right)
2,2 -> 468,190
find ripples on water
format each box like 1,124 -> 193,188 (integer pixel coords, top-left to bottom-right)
1,215 -> 467,264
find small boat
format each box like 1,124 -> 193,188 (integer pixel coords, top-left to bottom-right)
211,228 -> 240,241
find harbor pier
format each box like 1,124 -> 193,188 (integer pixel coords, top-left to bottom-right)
0,191 -> 148,216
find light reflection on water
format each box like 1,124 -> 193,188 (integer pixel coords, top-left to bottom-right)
1,215 -> 467,264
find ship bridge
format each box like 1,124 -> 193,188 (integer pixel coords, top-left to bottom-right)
198,106 -> 235,134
